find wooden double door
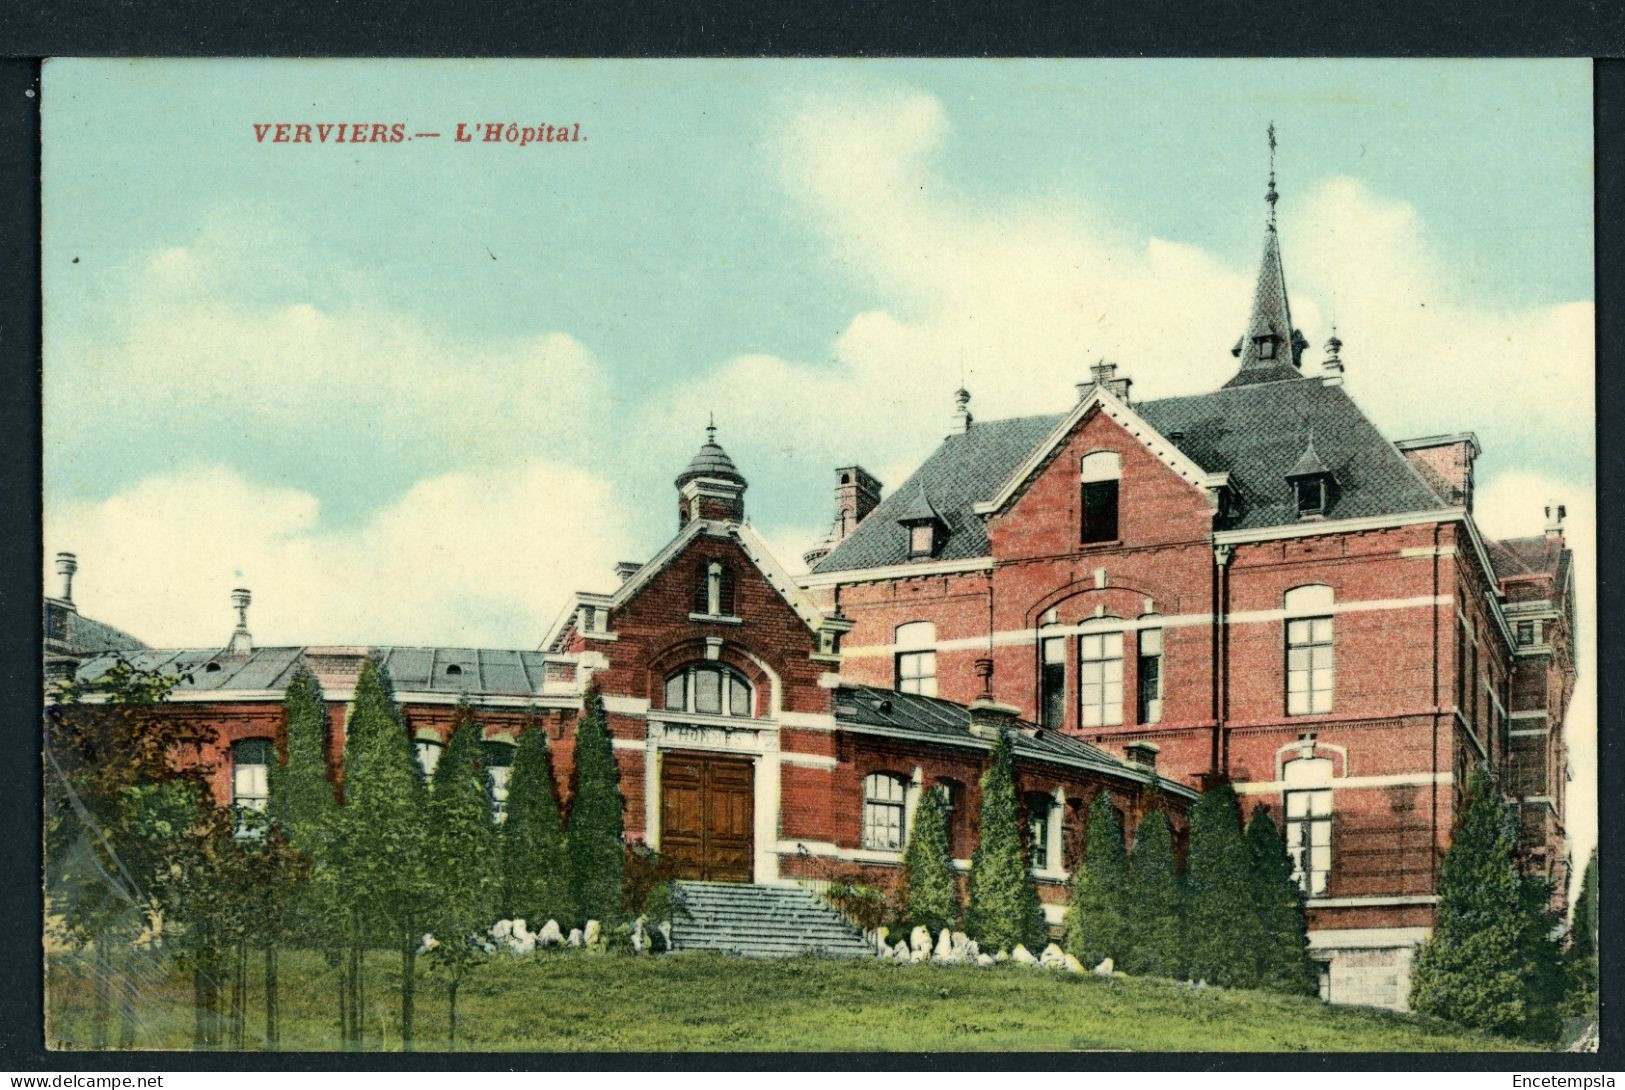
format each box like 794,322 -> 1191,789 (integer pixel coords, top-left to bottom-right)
660,752 -> 754,883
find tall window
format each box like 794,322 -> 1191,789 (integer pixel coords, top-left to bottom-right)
1283,755 -> 1334,895
414,737 -> 443,783
1040,635 -> 1066,728
937,778 -> 965,858
1024,793 -> 1056,871
894,621 -> 937,697
1284,585 -> 1334,716
1137,623 -> 1163,724
694,561 -> 736,616
1079,629 -> 1124,727
863,772 -> 909,851
483,740 -> 515,823
232,738 -> 272,839
663,663 -> 753,717
1080,452 -> 1121,544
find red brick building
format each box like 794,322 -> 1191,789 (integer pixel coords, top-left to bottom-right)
60,182 -> 1574,1014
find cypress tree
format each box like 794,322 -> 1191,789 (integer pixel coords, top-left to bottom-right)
965,730 -> 1045,952
1183,781 -> 1264,988
567,686 -> 625,926
1063,792 -> 1129,968
501,716 -> 572,928
902,784 -> 959,935
330,656 -> 430,1050
1244,804 -> 1318,995
1565,848 -> 1598,1017
1123,808 -> 1184,979
425,703 -> 500,1049
1412,766 -> 1564,1041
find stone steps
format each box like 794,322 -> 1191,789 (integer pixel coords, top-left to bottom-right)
670,880 -> 874,959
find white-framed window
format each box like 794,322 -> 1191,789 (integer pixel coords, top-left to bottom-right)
1079,628 -> 1124,727
1137,622 -> 1163,724
1284,585 -> 1334,716
894,621 -> 937,697
1040,634 -> 1066,728
663,662 -> 753,717
482,740 -> 516,823
862,772 -> 909,851
908,522 -> 936,559
1080,451 -> 1121,544
1024,792 -> 1057,871
1284,755 -> 1334,895
232,738 -> 272,840
414,737 -> 443,783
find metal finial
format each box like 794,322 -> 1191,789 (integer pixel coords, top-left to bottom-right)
1266,121 -> 1279,224
1327,324 -> 1342,359
706,412 -> 716,444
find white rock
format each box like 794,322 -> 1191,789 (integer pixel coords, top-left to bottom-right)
512,919 -> 534,946
873,926 -> 890,954
509,935 -> 535,957
994,949 -> 1009,962
567,927 -> 583,947
1040,943 -> 1066,969
490,919 -> 514,942
892,940 -> 911,961
950,932 -> 971,959
1093,957 -> 1114,976
975,953 -> 996,967
538,919 -> 564,946
584,919 -> 602,947
631,916 -> 647,955
910,925 -> 933,959
658,920 -> 673,951
934,929 -> 955,961
965,939 -> 980,959
416,932 -> 438,955
1063,954 -> 1085,974
1012,944 -> 1037,965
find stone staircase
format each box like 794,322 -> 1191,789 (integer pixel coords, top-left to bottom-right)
670,881 -> 875,959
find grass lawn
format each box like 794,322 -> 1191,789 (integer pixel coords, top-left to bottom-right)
46,949 -> 1537,1053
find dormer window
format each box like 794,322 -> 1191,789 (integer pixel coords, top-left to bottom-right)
1295,477 -> 1326,516
1258,335 -> 1276,360
897,487 -> 945,560
908,523 -> 935,558
1080,451 -> 1121,544
1284,435 -> 1336,520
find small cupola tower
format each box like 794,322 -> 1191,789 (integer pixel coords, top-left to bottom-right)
1226,124 -> 1310,389
1285,432 -> 1336,519
676,416 -> 747,529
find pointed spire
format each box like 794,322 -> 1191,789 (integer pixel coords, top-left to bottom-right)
1323,325 -> 1345,386
1286,429 -> 1330,480
1224,123 -> 1308,389
706,411 -> 717,445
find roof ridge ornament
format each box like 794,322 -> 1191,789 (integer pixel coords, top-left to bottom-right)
1267,121 -> 1279,227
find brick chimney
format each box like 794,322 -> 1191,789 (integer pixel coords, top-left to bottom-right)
613,561 -> 642,583
1076,360 -> 1132,404
805,466 -> 883,569
227,588 -> 253,655
1545,502 -> 1567,542
1124,740 -> 1160,771
54,551 -> 77,604
1396,433 -> 1480,512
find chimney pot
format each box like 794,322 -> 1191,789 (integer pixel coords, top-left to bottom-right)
1545,503 -> 1567,539
967,697 -> 1022,741
228,588 -> 253,655
54,552 -> 78,604
613,561 -> 642,583
1125,740 -> 1161,770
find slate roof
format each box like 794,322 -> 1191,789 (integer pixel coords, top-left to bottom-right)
73,645 -> 562,697
676,438 -> 745,487
43,601 -> 147,655
1488,536 -> 1571,583
1224,226 -> 1307,388
814,379 -> 1448,574
833,683 -> 1194,796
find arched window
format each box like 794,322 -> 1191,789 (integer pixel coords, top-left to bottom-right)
1080,451 -> 1121,544
693,561 -> 737,617
663,662 -> 753,718
1283,756 -> 1334,895
1284,585 -> 1335,716
414,736 -> 443,784
1024,792 -> 1057,871
894,621 -> 937,696
231,738 -> 273,840
862,772 -> 909,851
482,739 -> 516,823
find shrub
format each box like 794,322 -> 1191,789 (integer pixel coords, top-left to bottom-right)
1182,781 -> 1263,988
965,730 -> 1044,952
1244,804 -> 1317,995
566,686 -> 625,926
1123,809 -> 1184,979
902,785 -> 960,935
1064,792 -> 1128,968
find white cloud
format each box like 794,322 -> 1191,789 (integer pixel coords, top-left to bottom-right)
47,461 -> 635,649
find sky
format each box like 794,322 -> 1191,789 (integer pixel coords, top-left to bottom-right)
40,59 -> 1595,884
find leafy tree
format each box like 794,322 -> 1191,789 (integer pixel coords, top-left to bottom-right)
567,686 -> 625,926
1244,805 -> 1317,995
1565,848 -> 1599,1017
425,704 -> 500,1049
902,784 -> 959,935
1183,781 -> 1264,988
329,656 -> 430,1050
965,730 -> 1044,952
1123,809 -> 1185,979
1411,766 -> 1565,1041
1064,792 -> 1128,967
501,716 -> 572,928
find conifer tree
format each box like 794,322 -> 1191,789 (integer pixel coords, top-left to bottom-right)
330,656 -> 430,1050
502,715 -> 572,928
1244,805 -> 1318,995
1565,848 -> 1599,1017
1064,792 -> 1129,968
425,703 -> 500,1049
1123,808 -> 1185,979
567,686 -> 625,926
1412,766 -> 1564,1041
902,783 -> 959,935
965,730 -> 1045,952
1183,781 -> 1264,988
